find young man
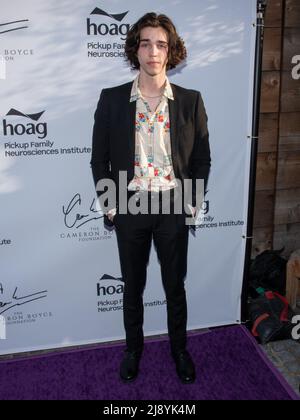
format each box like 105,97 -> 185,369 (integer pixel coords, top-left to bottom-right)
91,12 -> 211,384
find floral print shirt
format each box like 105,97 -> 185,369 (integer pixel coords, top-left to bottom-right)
127,75 -> 178,192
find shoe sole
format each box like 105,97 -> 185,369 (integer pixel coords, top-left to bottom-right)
120,375 -> 138,383
179,377 -> 196,384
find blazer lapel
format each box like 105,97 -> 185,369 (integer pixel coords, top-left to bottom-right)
168,85 -> 179,178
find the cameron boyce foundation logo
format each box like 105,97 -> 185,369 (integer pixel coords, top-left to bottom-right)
0,19 -> 29,35
0,19 -> 34,64
0,283 -> 48,316
60,192 -> 113,242
0,282 -> 52,331
86,7 -> 130,58
2,109 -> 91,158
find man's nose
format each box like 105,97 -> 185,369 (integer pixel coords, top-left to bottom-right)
149,44 -> 159,55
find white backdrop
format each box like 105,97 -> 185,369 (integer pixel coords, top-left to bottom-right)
0,0 -> 257,355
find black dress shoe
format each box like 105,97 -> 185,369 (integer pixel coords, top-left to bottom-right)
120,350 -> 142,382
172,350 -> 196,384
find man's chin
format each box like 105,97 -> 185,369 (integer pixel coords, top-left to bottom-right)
144,69 -> 163,77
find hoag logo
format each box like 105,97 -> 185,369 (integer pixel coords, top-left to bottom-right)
87,7 -> 130,40
97,274 -> 124,297
3,109 -> 47,139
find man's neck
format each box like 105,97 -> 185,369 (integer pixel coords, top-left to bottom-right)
138,71 -> 167,97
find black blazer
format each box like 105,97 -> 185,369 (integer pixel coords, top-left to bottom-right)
91,80 -> 211,222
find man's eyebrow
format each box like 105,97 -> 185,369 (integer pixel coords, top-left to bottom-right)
139,38 -> 168,43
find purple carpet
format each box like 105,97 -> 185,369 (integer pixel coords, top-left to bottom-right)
0,325 -> 298,400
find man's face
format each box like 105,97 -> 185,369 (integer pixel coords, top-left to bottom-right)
137,26 -> 169,78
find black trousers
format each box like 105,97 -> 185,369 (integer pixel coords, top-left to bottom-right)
114,189 -> 189,354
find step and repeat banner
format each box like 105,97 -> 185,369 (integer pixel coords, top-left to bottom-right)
0,0 -> 257,354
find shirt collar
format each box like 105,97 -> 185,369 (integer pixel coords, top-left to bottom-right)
130,74 -> 174,102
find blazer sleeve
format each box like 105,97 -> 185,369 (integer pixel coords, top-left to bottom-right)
190,92 -> 211,207
90,89 -> 113,212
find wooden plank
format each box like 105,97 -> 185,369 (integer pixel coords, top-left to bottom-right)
253,190 -> 275,228
279,136 -> 300,152
258,113 -> 278,152
269,0 -> 300,266
265,0 -> 283,28
279,112 -> 300,136
282,27 -> 300,71
276,151 -> 300,189
263,27 -> 282,71
285,0 -> 300,28
281,71 -> 300,112
274,188 -> 300,224
256,152 -> 277,191
252,226 -> 273,257
260,71 -> 281,113
273,222 -> 300,258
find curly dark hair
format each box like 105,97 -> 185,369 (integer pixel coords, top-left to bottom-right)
125,12 -> 187,71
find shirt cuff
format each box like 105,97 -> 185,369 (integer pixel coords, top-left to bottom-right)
187,204 -> 196,218
106,208 -> 117,218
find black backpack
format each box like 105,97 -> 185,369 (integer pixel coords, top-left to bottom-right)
249,249 -> 287,296
249,290 -> 295,344
247,249 -> 294,344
